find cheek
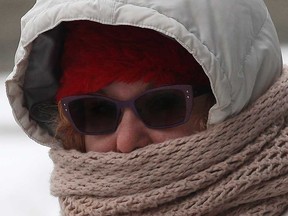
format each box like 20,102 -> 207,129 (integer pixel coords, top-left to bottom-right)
85,135 -> 116,152
149,110 -> 207,143
149,120 -> 200,143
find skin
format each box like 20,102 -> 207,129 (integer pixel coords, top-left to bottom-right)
85,81 -> 211,153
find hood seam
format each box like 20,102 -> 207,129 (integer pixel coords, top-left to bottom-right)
239,7 -> 269,81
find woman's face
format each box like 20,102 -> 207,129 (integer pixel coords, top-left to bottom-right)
85,81 -> 212,153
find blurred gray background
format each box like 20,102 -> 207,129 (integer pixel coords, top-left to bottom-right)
0,0 -> 288,72
0,0 -> 35,72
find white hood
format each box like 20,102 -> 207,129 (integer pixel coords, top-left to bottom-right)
6,0 -> 283,147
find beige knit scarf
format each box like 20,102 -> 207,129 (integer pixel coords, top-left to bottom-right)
50,68 -> 288,216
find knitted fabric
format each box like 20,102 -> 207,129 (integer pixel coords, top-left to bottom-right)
56,21 -> 209,101
50,68 -> 288,216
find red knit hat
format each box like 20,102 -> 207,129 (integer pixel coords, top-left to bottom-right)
56,21 -> 209,101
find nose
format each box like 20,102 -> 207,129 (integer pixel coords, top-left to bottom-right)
115,108 -> 152,153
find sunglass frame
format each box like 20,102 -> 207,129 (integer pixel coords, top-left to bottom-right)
61,85 -> 193,135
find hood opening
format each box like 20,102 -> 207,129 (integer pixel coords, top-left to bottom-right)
23,23 -> 65,135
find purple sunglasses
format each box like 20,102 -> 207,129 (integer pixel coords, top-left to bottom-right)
61,85 -> 194,135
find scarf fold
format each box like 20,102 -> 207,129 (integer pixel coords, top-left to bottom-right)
50,68 -> 288,216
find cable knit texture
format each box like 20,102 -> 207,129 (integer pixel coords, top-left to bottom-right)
50,68 -> 288,216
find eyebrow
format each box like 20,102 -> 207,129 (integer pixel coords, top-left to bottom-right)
97,89 -> 105,95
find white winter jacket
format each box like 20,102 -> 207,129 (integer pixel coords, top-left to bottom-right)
6,0 -> 283,147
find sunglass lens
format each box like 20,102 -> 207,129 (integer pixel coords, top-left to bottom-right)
135,89 -> 186,128
68,98 -> 118,134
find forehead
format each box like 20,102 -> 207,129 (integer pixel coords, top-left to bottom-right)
101,81 -> 152,101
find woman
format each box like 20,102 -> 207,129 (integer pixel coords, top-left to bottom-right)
6,0 -> 288,215
56,21 -> 214,153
